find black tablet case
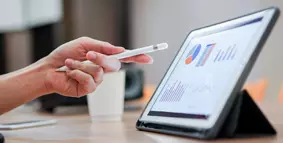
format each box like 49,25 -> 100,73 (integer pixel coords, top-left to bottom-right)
218,90 -> 276,138
137,90 -> 276,139
0,133 -> 4,143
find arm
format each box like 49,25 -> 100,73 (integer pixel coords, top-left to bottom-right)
0,37 -> 153,114
0,58 -> 51,114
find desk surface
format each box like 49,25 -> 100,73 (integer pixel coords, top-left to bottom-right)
1,103 -> 283,143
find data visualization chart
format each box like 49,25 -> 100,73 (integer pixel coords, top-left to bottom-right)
185,44 -> 201,65
196,43 -> 216,67
214,44 -> 237,62
159,81 -> 188,102
159,80 -> 212,102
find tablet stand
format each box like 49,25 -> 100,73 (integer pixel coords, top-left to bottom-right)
218,90 -> 276,138
0,133 -> 4,143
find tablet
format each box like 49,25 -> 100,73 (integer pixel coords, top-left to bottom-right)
136,7 -> 280,139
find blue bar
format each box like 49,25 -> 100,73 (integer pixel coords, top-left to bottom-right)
196,46 -> 210,66
231,48 -> 237,59
227,47 -> 234,60
218,51 -> 224,61
214,50 -> 221,62
223,47 -> 231,60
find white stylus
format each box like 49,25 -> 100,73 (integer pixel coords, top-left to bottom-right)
56,43 -> 168,72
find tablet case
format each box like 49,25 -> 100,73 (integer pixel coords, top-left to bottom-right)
136,90 -> 276,139
0,133 -> 4,143
218,90 -> 276,138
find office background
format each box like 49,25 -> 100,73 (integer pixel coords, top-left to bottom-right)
1,0 -> 283,102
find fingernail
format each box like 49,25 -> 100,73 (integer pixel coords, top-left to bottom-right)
148,58 -> 154,64
88,51 -> 96,60
65,59 -> 73,66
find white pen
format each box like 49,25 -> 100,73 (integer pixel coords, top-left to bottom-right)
56,43 -> 168,72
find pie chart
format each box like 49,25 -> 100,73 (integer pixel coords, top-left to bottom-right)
185,44 -> 201,64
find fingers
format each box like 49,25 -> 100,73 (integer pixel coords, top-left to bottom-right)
66,69 -> 97,96
86,51 -> 121,72
76,37 -> 125,55
120,54 -> 154,64
65,59 -> 104,84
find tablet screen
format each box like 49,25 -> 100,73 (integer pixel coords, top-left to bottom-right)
147,17 -> 263,120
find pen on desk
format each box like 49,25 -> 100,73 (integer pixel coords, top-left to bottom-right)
56,43 -> 168,72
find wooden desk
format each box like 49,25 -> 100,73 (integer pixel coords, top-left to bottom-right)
1,103 -> 283,143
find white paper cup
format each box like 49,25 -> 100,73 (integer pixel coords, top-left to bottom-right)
87,70 -> 125,122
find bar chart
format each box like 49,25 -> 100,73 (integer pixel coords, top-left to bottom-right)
159,81 -> 188,102
196,43 -> 216,67
214,44 -> 237,62
159,81 -> 212,102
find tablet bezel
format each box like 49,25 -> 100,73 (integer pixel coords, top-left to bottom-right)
138,7 -> 279,130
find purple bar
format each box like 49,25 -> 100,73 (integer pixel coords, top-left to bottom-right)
164,81 -> 177,102
162,84 -> 171,102
166,82 -> 175,102
160,86 -> 169,102
176,85 -> 185,101
169,81 -> 181,102
223,46 -> 231,60
227,46 -> 235,60
176,82 -> 183,101
218,51 -> 224,61
162,88 -> 170,102
214,50 -> 221,62
164,82 -> 173,102
175,82 -> 183,101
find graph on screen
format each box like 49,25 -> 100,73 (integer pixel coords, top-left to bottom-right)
159,81 -> 188,102
159,81 -> 212,102
214,44 -> 237,62
196,43 -> 216,67
185,44 -> 201,65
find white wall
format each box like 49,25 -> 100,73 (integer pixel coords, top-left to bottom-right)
131,0 -> 283,99
0,0 -> 62,32
0,0 -> 63,72
25,0 -> 63,28
0,0 -> 25,32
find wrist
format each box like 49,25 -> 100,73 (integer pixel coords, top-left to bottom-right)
34,57 -> 55,95
17,57 -> 54,97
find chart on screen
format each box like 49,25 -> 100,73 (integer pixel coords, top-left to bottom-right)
214,44 -> 237,62
159,81 -> 187,102
196,43 -> 216,67
185,44 -> 201,65
159,80 -> 212,102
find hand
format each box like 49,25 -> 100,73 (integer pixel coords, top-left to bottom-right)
42,37 -> 153,97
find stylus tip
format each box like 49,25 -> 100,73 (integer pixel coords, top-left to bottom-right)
156,43 -> 168,50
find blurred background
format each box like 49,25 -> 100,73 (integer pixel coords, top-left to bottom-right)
0,0 -> 283,111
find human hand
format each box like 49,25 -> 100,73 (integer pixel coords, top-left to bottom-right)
42,37 -> 153,97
